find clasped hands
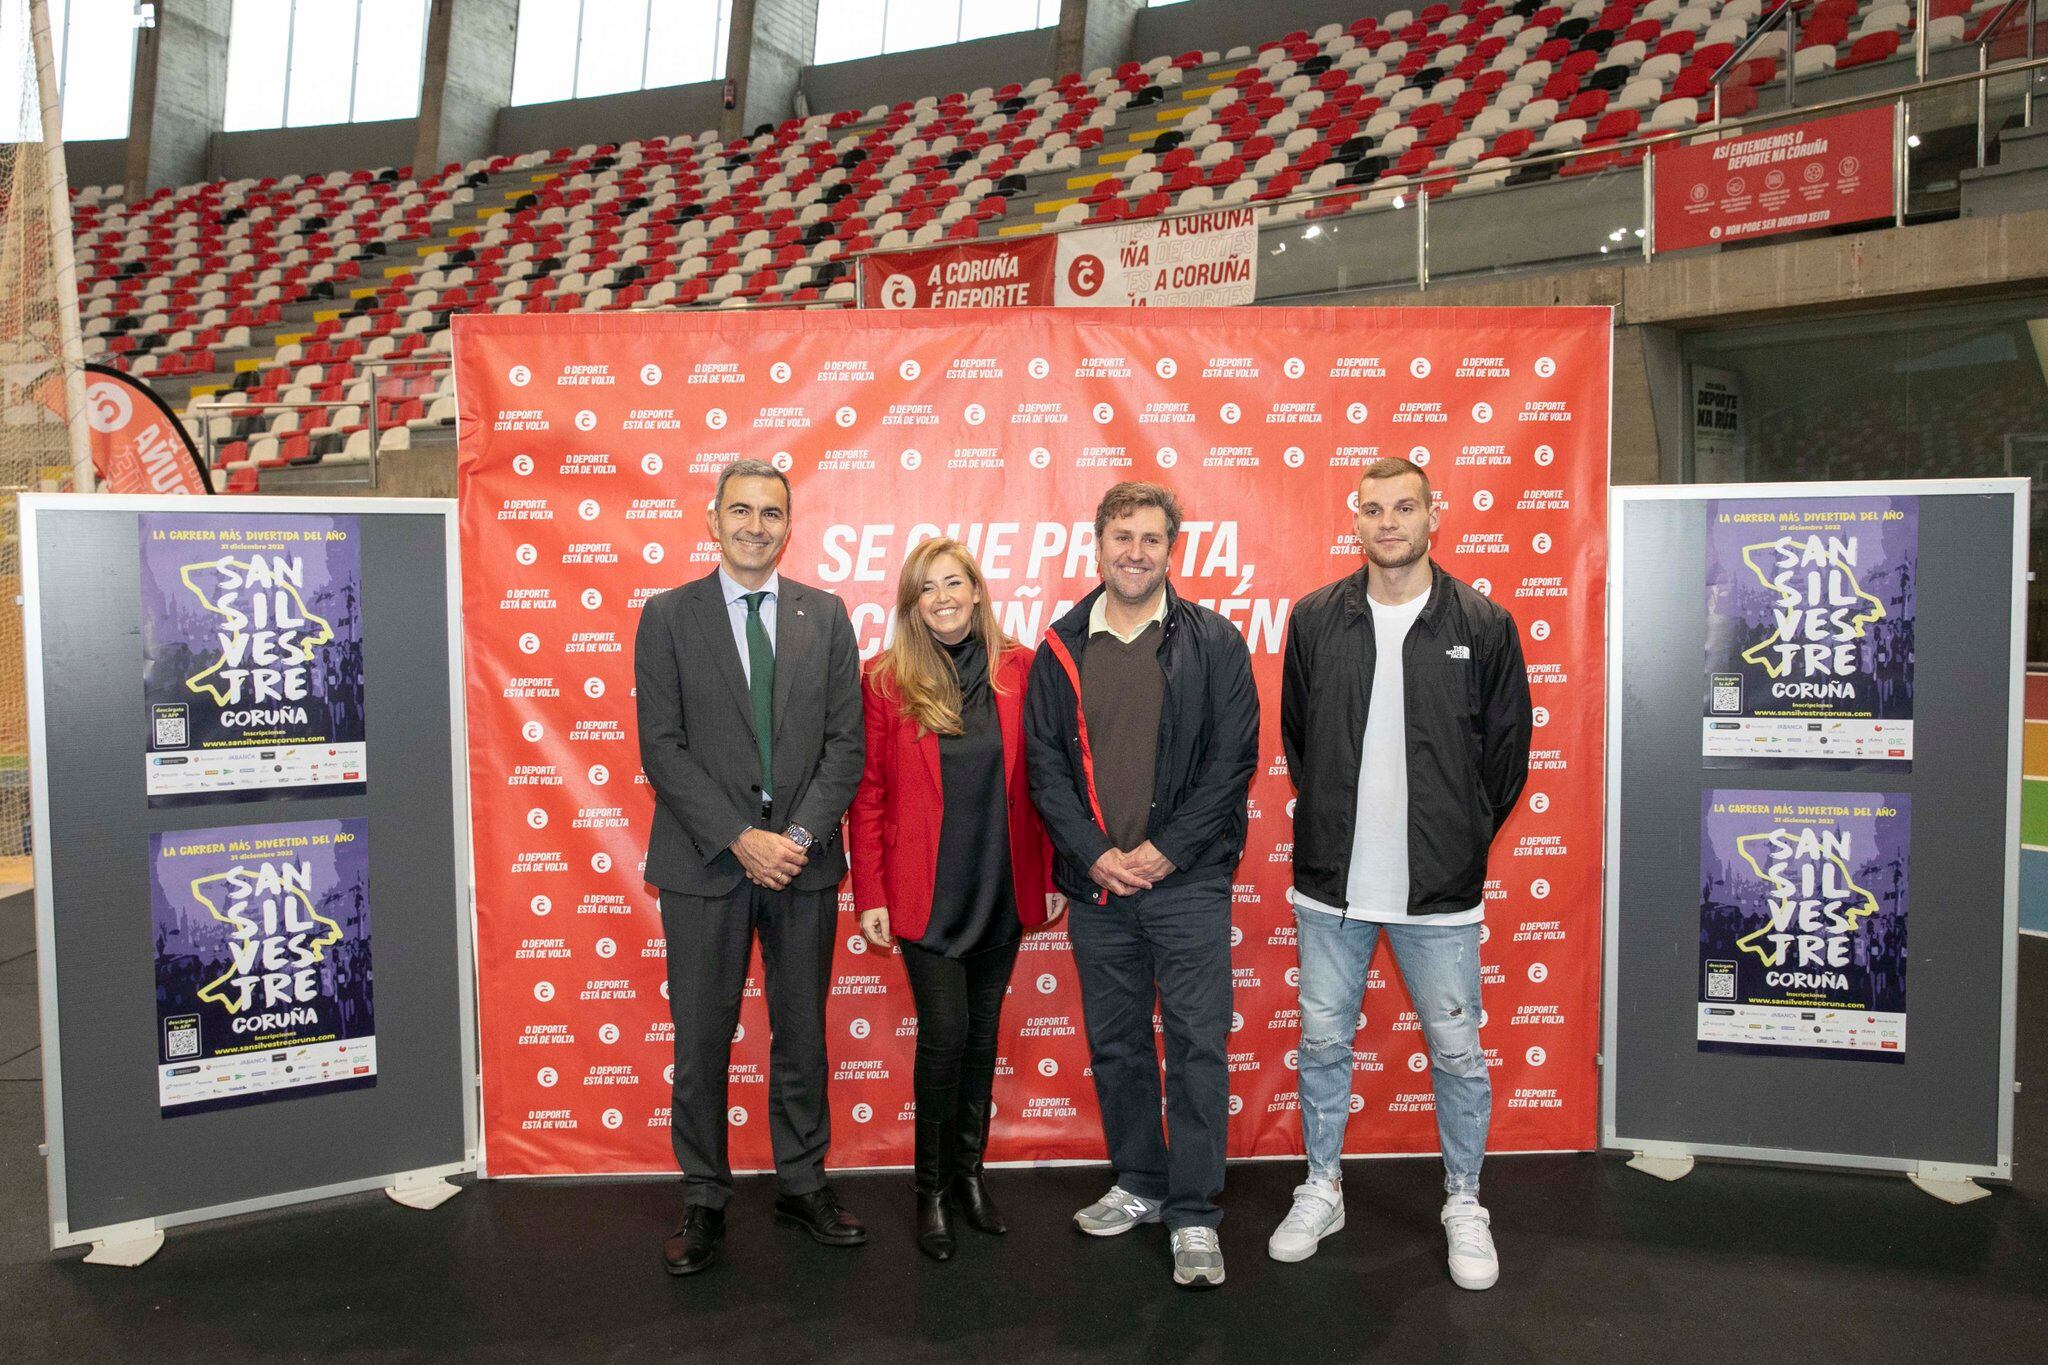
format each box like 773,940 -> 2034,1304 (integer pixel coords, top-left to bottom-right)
732,827 -> 806,890
1089,841 -> 1175,898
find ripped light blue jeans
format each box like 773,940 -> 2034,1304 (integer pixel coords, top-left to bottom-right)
1294,908 -> 1489,1196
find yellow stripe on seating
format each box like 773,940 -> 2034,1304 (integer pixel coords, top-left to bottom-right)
383,265 -> 412,279
1034,196 -> 1080,214
234,358 -> 265,373
1067,172 -> 1113,190
1155,107 -> 1199,123
188,385 -> 223,400
313,310 -> 343,323
997,222 -> 1044,237
1098,149 -> 1138,165
274,332 -> 308,346
351,287 -> 379,300
449,225 -> 476,238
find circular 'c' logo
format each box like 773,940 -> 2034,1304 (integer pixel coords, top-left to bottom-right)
85,380 -> 133,434
1067,253 -> 1104,297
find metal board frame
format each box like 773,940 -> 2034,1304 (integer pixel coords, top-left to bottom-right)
1602,478 -> 2024,1180
21,493 -> 480,1251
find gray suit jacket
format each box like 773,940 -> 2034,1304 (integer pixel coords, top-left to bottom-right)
634,570 -> 864,896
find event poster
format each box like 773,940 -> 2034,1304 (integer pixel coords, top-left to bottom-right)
1703,496 -> 1916,764
151,817 -> 376,1116
1698,790 -> 1909,1062
140,512 -> 368,806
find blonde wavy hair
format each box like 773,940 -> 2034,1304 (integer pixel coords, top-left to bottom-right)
880,538 -> 1016,737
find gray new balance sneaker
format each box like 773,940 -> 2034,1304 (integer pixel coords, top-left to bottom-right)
1170,1226 -> 1225,1288
1073,1184 -> 1164,1236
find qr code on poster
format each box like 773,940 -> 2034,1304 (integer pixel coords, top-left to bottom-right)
164,1015 -> 200,1059
1709,674 -> 1741,715
1704,961 -> 1737,1000
152,704 -> 188,749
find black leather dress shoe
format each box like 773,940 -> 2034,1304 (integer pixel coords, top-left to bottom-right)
663,1205 -> 724,1276
774,1185 -> 868,1246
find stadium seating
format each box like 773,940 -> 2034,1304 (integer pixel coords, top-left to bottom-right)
65,0 -> 2008,484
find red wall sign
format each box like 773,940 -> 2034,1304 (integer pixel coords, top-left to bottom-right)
453,307 -> 1610,1177
1654,106 -> 1897,252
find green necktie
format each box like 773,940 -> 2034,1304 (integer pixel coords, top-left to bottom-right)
743,590 -> 774,798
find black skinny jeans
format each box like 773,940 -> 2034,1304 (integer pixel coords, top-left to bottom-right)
898,937 -> 1020,1102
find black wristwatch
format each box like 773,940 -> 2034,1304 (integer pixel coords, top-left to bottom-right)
782,824 -> 816,851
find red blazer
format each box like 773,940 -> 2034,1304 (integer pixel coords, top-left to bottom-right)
848,643 -> 1056,942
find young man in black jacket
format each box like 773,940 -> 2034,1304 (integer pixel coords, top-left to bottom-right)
1268,457 -> 1531,1292
1024,481 -> 1258,1290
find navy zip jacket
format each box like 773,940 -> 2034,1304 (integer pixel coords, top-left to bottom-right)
1023,582 -> 1259,905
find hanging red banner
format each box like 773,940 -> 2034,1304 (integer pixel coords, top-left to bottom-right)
861,207 -> 1258,310
82,363 -> 212,494
1653,106 -> 1897,252
454,306 -> 1610,1177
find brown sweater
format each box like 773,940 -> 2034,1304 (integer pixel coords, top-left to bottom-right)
1079,622 -> 1165,850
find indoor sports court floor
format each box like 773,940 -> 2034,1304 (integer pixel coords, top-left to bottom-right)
2022,674 -> 2048,937
0,889 -> 2042,1362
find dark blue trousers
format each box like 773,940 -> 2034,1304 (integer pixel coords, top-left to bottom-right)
1066,875 -> 1233,1230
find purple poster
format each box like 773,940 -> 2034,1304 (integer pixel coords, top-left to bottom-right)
151,817 -> 374,1116
1698,790 -> 1909,1062
1703,496 -> 1915,765
139,512 -> 368,807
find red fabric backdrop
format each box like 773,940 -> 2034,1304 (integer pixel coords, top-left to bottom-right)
453,306 -> 1610,1176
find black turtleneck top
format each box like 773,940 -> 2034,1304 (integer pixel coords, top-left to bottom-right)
916,634 -> 1020,957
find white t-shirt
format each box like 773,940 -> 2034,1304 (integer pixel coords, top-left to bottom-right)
1293,590 -> 1484,927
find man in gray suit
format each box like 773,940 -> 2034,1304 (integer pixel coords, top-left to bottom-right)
635,458 -> 866,1276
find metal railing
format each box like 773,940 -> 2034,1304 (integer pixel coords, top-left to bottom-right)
187,397 -> 380,489
844,50 -> 2048,297
1712,0 -> 1804,122
1977,0 -> 2041,165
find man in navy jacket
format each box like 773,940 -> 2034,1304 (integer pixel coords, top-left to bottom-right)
1024,481 -> 1258,1290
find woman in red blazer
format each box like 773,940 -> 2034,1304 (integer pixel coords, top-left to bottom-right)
849,536 -> 1059,1262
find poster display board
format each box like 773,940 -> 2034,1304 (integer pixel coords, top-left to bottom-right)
1653,106 -> 1898,251
1702,494 -> 1916,765
24,495 -> 476,1255
454,306 -> 1612,1177
1606,481 -> 2021,1185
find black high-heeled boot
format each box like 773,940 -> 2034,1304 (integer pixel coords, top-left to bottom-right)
914,1095 -> 956,1260
949,1081 -> 1006,1235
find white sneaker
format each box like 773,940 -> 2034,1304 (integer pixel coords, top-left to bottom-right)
1073,1184 -> 1164,1236
1267,1180 -> 1345,1262
1441,1196 -> 1498,1290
